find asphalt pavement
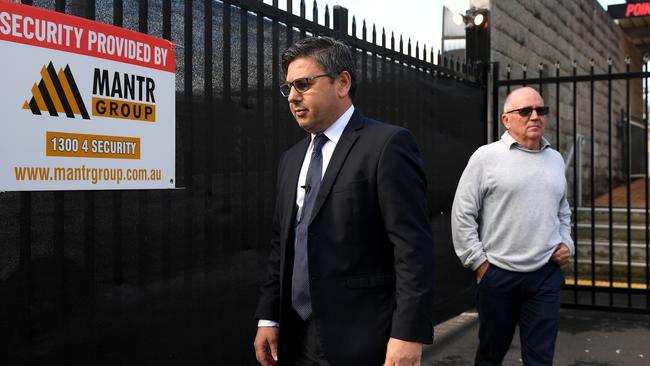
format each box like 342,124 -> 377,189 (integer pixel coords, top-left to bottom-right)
422,308 -> 650,366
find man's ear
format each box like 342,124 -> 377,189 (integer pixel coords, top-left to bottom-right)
336,71 -> 352,98
501,114 -> 510,130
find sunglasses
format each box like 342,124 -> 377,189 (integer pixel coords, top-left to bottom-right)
504,106 -> 550,117
280,73 -> 334,97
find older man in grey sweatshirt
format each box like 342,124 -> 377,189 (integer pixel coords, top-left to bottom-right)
451,86 -> 573,366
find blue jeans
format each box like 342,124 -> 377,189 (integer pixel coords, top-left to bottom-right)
475,262 -> 564,366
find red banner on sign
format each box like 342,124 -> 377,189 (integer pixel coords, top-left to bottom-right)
0,0 -> 175,72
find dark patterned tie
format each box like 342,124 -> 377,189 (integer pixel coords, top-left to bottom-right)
292,134 -> 329,320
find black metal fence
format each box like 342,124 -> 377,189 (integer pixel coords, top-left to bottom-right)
492,59 -> 650,313
0,0 -> 487,364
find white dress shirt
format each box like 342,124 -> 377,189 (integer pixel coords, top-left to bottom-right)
294,105 -> 354,224
258,105 -> 354,328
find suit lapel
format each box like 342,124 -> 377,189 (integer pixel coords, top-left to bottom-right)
309,110 -> 364,224
281,136 -> 310,244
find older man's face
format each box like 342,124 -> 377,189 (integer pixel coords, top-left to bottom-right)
502,88 -> 546,147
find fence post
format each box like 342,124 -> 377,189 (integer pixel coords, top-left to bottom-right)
492,62 -> 500,143
333,5 -> 348,39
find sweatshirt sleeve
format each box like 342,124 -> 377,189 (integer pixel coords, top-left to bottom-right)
451,151 -> 488,271
558,182 -> 575,255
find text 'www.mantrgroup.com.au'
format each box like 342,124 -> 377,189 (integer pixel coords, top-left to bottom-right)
14,165 -> 162,184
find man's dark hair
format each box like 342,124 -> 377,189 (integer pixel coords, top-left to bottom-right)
281,36 -> 357,99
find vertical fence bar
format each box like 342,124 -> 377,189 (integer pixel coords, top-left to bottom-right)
390,33 -> 396,123
137,191 -> 149,287
556,62 -> 560,152
607,59 -> 614,306
272,0 -> 279,193
589,60 -> 595,305
241,5 -> 249,107
223,0 -> 233,259
397,40 -> 403,124
83,189 -> 95,292
333,5 -> 347,39
163,0 -> 171,41
114,0 -> 123,27
625,57 -> 632,307
202,1 -> 215,359
240,4 -> 250,250
256,4 -> 266,257
139,0 -> 148,35
204,0 -> 214,268
137,0 -> 149,292
162,0 -> 172,291
284,0 -> 296,151
506,64 -> 511,95
76,2 -> 97,352
86,0 -> 95,19
381,29 -> 388,120
410,47 -> 416,131
19,191 -> 32,363
52,6 -> 67,363
55,0 -> 65,12
371,25 -> 377,118
324,4 -> 329,28
54,189 -> 66,364
286,0 -> 293,46
492,62 -> 499,142
538,62 -> 543,97
111,0 -> 124,298
184,0 -> 194,290
361,20 -> 367,110
407,37 -> 410,57
642,62 -> 650,308
112,191 -> 123,284
572,60 -> 579,304
645,62 -> 650,308
106,0 -> 124,285
300,0 -> 306,38
83,0 -> 96,325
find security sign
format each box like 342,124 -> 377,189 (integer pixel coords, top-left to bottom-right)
0,0 -> 175,190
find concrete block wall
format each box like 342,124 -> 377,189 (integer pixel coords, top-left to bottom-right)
479,0 -> 645,204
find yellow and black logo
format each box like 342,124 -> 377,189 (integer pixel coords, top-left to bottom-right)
23,62 -> 90,120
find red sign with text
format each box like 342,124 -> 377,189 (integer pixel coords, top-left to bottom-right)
0,0 -> 175,72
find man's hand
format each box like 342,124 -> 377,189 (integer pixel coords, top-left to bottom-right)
475,260 -> 489,284
383,337 -> 422,366
254,326 -> 279,366
551,243 -> 571,266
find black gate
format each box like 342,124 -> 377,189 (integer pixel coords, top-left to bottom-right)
1,0 -> 487,364
492,60 -> 650,313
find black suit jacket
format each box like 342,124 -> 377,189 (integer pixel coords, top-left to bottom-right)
255,110 -> 435,366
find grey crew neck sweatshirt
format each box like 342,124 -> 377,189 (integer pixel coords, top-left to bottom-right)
451,132 -> 574,272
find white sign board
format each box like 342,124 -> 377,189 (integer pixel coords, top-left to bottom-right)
0,0 -> 175,190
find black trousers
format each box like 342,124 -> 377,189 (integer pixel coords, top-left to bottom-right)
286,310 -> 331,366
475,262 -> 564,366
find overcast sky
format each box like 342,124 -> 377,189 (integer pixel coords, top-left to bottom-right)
263,0 -> 625,58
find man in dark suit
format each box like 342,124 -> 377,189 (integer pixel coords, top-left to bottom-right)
253,36 -> 435,366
